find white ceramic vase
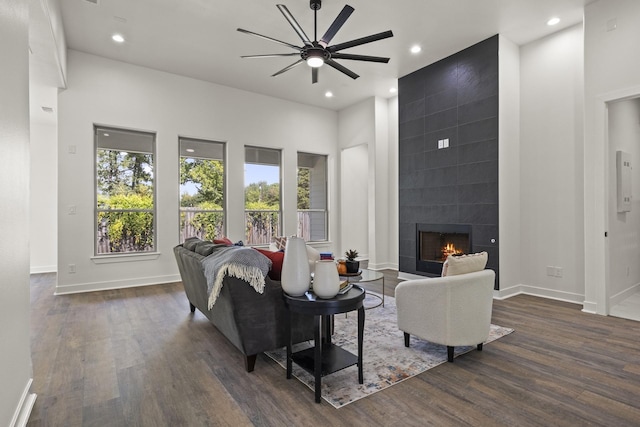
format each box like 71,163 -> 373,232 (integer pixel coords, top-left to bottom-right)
313,260 -> 340,299
280,236 -> 311,296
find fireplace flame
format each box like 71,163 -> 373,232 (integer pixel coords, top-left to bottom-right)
442,243 -> 463,259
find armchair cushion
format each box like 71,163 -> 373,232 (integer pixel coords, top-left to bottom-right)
442,251 -> 487,276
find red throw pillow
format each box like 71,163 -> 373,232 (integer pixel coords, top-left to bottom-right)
254,248 -> 284,281
213,237 -> 233,246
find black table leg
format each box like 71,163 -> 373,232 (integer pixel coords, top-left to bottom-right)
357,306 -> 364,384
314,314 -> 322,403
323,314 -> 332,346
286,309 -> 292,379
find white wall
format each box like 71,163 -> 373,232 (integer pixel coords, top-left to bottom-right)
338,98 -> 375,260
498,35 -> 522,294
0,1 -> 36,424
337,96 -> 398,269
387,96 -> 399,271
29,84 -> 58,273
57,50 -> 338,294
514,24 -> 585,303
607,98 -> 640,303
584,0 -> 640,314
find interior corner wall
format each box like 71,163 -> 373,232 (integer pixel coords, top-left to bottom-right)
57,50 -> 338,294
29,85 -> 58,274
606,98 -> 640,303
0,1 -> 35,424
338,98 -> 375,261
387,96 -> 399,271
497,35 -> 521,294
584,0 -> 640,314
518,24 -> 585,304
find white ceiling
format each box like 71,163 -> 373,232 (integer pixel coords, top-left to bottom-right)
58,0 -> 594,111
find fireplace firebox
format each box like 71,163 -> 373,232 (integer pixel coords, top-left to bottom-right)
416,224 -> 472,276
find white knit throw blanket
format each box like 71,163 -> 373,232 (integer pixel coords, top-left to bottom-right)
202,246 -> 271,309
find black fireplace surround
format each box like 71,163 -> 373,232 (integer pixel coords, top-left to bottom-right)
398,35 -> 499,287
416,224 -> 472,276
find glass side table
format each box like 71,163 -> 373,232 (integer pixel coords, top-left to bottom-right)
341,269 -> 385,308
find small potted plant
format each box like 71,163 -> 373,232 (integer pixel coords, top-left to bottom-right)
344,249 -> 360,274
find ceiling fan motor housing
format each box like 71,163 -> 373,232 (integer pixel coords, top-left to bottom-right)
310,0 -> 321,10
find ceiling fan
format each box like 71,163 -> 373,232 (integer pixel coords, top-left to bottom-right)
237,0 -> 393,84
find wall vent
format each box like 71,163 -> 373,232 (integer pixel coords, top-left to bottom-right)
84,0 -> 99,4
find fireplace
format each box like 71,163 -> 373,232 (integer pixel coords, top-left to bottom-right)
416,224 -> 472,276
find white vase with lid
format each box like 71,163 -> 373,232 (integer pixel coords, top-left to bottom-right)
280,236 -> 311,296
313,260 -> 340,299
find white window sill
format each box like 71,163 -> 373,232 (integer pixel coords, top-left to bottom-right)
91,252 -> 161,264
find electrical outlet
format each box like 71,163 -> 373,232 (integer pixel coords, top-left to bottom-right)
555,267 -> 563,278
68,264 -> 76,274
546,266 -> 555,277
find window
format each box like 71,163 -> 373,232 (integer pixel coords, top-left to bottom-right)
179,138 -> 226,242
244,146 -> 281,245
95,126 -> 155,254
297,152 -> 328,241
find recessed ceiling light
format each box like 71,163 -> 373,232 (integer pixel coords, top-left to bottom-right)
410,45 -> 421,54
112,34 -> 125,43
103,133 -> 109,137
186,148 -> 195,153
389,87 -> 397,94
547,17 -> 560,26
325,91 -> 333,98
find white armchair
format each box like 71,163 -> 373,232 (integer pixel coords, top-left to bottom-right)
395,269 -> 495,362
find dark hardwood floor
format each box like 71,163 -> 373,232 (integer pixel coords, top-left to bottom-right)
27,271 -> 640,426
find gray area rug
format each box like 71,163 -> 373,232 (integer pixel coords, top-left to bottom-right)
266,294 -> 514,408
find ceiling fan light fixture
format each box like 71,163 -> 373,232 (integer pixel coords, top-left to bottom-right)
304,48 -> 326,68
307,57 -> 324,68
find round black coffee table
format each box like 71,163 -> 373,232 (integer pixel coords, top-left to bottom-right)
283,285 -> 365,403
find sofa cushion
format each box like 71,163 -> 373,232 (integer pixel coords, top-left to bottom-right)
272,236 -> 287,251
183,237 -> 201,251
213,236 -> 233,246
254,248 -> 284,280
194,241 -> 227,257
442,251 -> 488,277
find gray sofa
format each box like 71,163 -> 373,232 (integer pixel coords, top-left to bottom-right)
173,239 -> 314,372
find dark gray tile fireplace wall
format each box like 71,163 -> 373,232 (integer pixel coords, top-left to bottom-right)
398,35 -> 499,288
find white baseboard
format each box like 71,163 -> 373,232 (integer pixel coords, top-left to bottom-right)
609,282 -> 640,307
29,265 -> 57,274
54,274 -> 181,295
493,283 -> 584,305
11,378 -> 36,427
367,262 -> 398,271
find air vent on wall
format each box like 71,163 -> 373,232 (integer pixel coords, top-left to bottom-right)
84,0 -> 99,4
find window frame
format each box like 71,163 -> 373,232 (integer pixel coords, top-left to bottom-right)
178,137 -> 227,243
297,151 -> 328,242
94,125 -> 157,256
244,146 -> 282,246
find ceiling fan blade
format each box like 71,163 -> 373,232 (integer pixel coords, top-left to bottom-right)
325,59 -> 359,80
312,67 -> 318,84
276,4 -> 313,47
237,28 -> 301,50
319,5 -> 354,48
272,59 -> 305,77
241,53 -> 301,59
328,30 -> 394,53
331,53 -> 390,63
